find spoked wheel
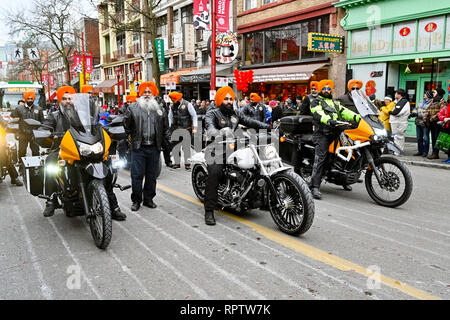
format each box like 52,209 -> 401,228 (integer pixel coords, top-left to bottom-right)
87,179 -> 112,249
191,164 -> 208,203
365,156 -> 413,208
268,171 -> 315,235
297,163 -> 313,186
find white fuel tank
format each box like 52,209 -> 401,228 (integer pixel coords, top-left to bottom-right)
227,148 -> 256,169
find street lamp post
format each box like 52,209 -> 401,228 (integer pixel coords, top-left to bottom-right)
115,66 -> 121,106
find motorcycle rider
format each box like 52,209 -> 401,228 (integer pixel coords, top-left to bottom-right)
309,80 -> 361,200
203,86 -> 271,226
167,91 -> 198,170
0,117 -> 22,186
39,86 -> 126,220
11,91 -> 44,158
241,93 -> 267,123
300,81 -> 319,115
337,79 -> 364,114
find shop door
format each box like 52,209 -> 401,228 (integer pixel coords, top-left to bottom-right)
405,81 -> 417,137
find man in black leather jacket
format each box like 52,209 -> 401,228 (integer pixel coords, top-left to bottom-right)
39,86 -> 126,220
203,86 -> 270,226
240,92 -> 267,123
11,91 -> 44,158
123,82 -> 171,212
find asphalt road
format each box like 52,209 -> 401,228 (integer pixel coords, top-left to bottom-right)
0,160 -> 449,300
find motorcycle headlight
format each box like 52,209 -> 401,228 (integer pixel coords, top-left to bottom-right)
373,127 -> 388,138
264,145 -> 277,160
112,158 -> 127,169
45,163 -> 60,175
78,141 -> 104,156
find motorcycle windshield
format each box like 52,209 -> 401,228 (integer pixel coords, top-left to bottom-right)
60,93 -> 98,134
351,90 -> 379,117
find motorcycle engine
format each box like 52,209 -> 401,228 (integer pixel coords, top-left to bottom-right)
218,170 -> 253,209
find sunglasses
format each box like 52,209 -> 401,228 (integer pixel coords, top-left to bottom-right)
322,87 -> 332,92
351,87 -> 360,91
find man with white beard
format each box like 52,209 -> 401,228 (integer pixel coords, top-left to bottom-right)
123,82 -> 171,211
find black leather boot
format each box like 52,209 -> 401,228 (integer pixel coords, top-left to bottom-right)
111,207 -> 126,221
311,188 -> 322,200
205,211 -> 216,225
43,200 -> 56,217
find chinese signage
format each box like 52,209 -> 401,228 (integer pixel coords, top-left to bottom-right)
184,24 -> 196,61
42,74 -> 55,87
71,53 -> 93,74
194,0 -> 210,30
216,0 -> 230,32
351,15 -> 450,58
308,33 -> 344,53
213,32 -> 239,64
155,38 -> 165,72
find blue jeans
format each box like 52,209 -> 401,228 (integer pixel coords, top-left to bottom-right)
130,145 -> 160,204
416,125 -> 430,155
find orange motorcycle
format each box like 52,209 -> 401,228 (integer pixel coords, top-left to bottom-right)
278,91 -> 413,208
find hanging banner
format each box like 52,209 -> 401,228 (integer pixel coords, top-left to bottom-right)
71,54 -> 82,74
155,38 -> 165,72
216,0 -> 230,32
184,24 -> 196,61
194,0 -> 210,30
85,55 -> 93,73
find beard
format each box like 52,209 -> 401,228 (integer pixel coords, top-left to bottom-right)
138,96 -> 160,112
311,92 -> 318,97
219,103 -> 234,115
26,101 -> 34,107
320,92 -> 332,99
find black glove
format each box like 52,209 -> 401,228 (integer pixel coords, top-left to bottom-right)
327,119 -> 337,127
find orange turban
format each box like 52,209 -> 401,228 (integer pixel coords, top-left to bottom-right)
81,84 -> 93,94
23,91 -> 36,101
310,81 -> 319,89
215,86 -> 235,106
249,93 -> 262,103
347,79 -> 363,92
57,86 -> 76,103
168,92 -> 183,103
317,80 -> 334,92
126,95 -> 137,103
138,81 -> 159,97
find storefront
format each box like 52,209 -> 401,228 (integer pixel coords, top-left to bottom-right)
335,0 -> 450,137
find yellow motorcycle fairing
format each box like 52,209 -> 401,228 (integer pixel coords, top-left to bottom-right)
59,131 -> 80,165
102,129 -> 111,161
345,118 -> 374,143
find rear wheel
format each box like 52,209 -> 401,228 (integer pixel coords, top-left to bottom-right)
192,164 -> 208,203
268,171 -> 315,235
87,179 -> 112,249
365,156 -> 413,208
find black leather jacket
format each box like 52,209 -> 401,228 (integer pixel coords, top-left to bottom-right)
205,107 -> 270,137
123,102 -> 171,151
241,102 -> 267,123
11,104 -> 44,136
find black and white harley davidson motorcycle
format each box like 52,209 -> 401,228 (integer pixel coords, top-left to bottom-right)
191,128 -> 315,235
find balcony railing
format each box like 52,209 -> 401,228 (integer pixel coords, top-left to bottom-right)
128,43 -> 142,55
102,54 -> 111,64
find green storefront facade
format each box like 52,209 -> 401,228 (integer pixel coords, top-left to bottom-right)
335,0 -> 450,137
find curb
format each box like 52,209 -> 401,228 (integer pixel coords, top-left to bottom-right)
400,159 -> 450,170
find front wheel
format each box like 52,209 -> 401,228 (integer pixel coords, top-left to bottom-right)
191,164 -> 207,203
268,171 -> 315,235
87,179 -> 112,249
365,156 -> 413,208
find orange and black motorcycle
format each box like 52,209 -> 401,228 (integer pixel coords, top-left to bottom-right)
278,90 -> 413,208
23,94 -> 129,249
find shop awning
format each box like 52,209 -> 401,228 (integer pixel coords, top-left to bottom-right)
180,65 -> 234,83
160,68 -> 197,85
92,79 -> 117,94
252,62 -> 327,83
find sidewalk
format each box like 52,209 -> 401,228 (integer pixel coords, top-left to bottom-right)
398,141 -> 450,170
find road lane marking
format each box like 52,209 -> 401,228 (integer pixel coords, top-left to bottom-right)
155,191 -> 386,300
32,198 -> 102,300
7,186 -> 53,300
114,222 -> 211,299
153,182 -> 441,300
119,205 -> 268,299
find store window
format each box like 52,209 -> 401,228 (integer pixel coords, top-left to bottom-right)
182,5 -> 194,24
244,16 -> 327,66
156,16 -> 168,38
244,0 -> 257,11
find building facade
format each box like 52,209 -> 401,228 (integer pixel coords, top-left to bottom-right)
236,0 -> 348,100
335,0 -> 450,136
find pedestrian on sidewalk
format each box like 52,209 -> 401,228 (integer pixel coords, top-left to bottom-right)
379,96 -> 395,132
437,100 -> 450,163
423,88 -> 446,159
389,89 -> 410,154
411,91 -> 433,157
